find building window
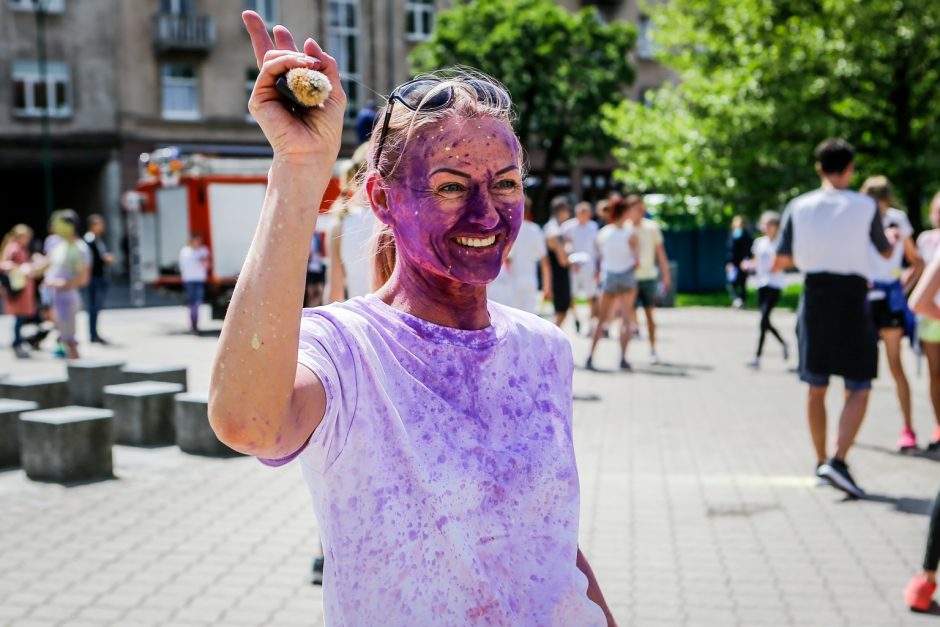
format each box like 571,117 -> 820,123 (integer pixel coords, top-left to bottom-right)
161,64 -> 199,120
244,0 -> 277,24
159,0 -> 193,14
328,0 -> 361,118
9,0 -> 65,13
245,67 -> 259,122
405,0 -> 434,41
12,60 -> 71,118
637,14 -> 654,60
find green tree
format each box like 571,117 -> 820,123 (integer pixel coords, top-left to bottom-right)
603,0 -> 940,229
411,0 -> 636,216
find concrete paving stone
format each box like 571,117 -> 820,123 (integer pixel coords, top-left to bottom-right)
74,606 -> 124,622
170,606 -> 227,623
0,605 -> 30,620
222,608 -> 275,624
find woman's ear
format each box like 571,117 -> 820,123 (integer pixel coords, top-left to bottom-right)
366,173 -> 394,227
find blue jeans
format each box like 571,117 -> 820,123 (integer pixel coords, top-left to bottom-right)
184,281 -> 205,331
85,276 -> 108,340
12,316 -> 27,347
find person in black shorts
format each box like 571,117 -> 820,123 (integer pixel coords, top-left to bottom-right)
774,138 -> 892,497
544,196 -> 572,327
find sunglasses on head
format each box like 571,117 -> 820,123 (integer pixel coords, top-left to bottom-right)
373,78 -> 512,173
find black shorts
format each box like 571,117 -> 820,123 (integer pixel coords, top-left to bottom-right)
636,279 -> 658,308
306,269 -> 325,286
870,298 -> 905,330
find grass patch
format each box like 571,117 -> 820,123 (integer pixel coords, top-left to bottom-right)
677,283 -> 803,310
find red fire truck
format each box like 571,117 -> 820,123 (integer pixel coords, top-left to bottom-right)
129,148 -> 340,317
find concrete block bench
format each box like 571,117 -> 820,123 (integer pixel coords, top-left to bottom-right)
0,399 -> 39,467
103,381 -> 184,446
67,360 -> 126,407
174,392 -> 241,457
121,364 -> 188,391
19,406 -> 113,483
0,375 -> 68,409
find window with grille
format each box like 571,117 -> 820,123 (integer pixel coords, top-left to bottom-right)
12,60 -> 71,117
161,64 -> 199,120
244,0 -> 277,24
327,0 -> 361,118
405,0 -> 434,41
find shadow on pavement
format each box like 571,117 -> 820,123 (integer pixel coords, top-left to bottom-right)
572,393 -> 602,402
855,442 -> 940,463
653,360 -> 715,372
857,493 -> 934,516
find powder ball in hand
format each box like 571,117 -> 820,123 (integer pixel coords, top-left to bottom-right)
279,68 -> 332,108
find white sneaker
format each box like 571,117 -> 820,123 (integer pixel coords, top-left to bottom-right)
746,357 -> 760,369
650,351 -> 660,364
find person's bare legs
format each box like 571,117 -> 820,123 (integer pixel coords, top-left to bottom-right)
619,289 -> 638,363
924,342 -> 940,431
881,328 -> 913,431
644,305 -> 657,354
834,388 -> 871,460
588,292 -> 617,361
807,385 -> 828,464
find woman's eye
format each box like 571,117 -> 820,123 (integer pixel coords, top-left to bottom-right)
438,183 -> 465,193
495,179 -> 518,191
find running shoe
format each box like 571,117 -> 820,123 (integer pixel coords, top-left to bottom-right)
897,428 -> 918,452
928,427 -> 940,452
814,463 -> 828,487
904,574 -> 936,612
311,556 -> 324,586
585,356 -> 594,371
52,343 -> 66,359
13,345 -> 29,359
619,358 -> 632,371
817,457 -> 865,498
650,351 -> 660,365
746,357 -> 760,369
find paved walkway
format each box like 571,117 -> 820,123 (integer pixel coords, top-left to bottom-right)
1,304 -> 939,626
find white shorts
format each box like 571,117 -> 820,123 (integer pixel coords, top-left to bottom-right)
570,263 -> 596,299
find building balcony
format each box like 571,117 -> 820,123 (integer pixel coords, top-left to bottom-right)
152,13 -> 216,54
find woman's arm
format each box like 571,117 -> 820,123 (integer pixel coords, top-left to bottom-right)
910,253 -> 940,320
901,235 -> 924,292
327,219 -> 346,303
209,13 -> 347,458
577,548 -> 617,626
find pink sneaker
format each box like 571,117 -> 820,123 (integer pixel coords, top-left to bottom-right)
898,428 -> 918,451
904,574 -> 936,612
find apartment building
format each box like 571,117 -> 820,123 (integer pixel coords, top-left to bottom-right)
0,0 -> 670,255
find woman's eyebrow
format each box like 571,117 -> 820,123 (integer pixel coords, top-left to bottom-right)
495,165 -> 518,176
429,167 -> 471,179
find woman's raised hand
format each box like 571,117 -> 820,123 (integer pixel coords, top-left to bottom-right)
243,11 -> 347,162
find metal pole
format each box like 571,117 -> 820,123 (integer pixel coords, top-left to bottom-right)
34,0 -> 55,219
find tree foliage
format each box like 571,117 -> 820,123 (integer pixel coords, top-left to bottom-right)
411,0 -> 636,214
603,0 -> 940,228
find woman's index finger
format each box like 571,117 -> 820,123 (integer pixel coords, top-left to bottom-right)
242,10 -> 274,69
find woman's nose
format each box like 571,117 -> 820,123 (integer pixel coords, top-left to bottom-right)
465,189 -> 500,229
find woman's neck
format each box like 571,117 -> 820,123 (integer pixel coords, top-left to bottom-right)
375,259 -> 491,330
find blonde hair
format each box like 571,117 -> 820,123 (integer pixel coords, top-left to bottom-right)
1,224 -> 33,258
359,68 -> 517,288
860,175 -> 900,209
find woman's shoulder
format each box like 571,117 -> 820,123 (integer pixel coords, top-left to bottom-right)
490,302 -> 571,353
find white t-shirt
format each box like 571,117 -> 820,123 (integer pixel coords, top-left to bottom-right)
597,223 -> 636,273
339,206 -> 377,298
264,296 -> 605,626
918,229 -> 940,265
869,207 -> 912,285
178,245 -> 209,282
751,236 -> 785,289
561,219 -> 598,260
488,222 -> 547,313
634,218 -> 664,281
777,188 -> 890,278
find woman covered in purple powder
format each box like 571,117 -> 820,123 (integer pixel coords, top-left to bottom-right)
209,11 -> 615,625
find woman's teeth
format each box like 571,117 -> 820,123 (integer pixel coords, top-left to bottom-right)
455,236 -> 496,248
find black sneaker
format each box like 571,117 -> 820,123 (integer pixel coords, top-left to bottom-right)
619,358 -> 632,371
311,556 -> 324,586
585,356 -> 594,371
817,457 -> 865,498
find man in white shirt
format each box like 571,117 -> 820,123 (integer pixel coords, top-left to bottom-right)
562,202 -> 599,333
629,196 -> 672,362
179,233 -> 211,334
775,138 -> 892,497
490,203 -> 551,314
